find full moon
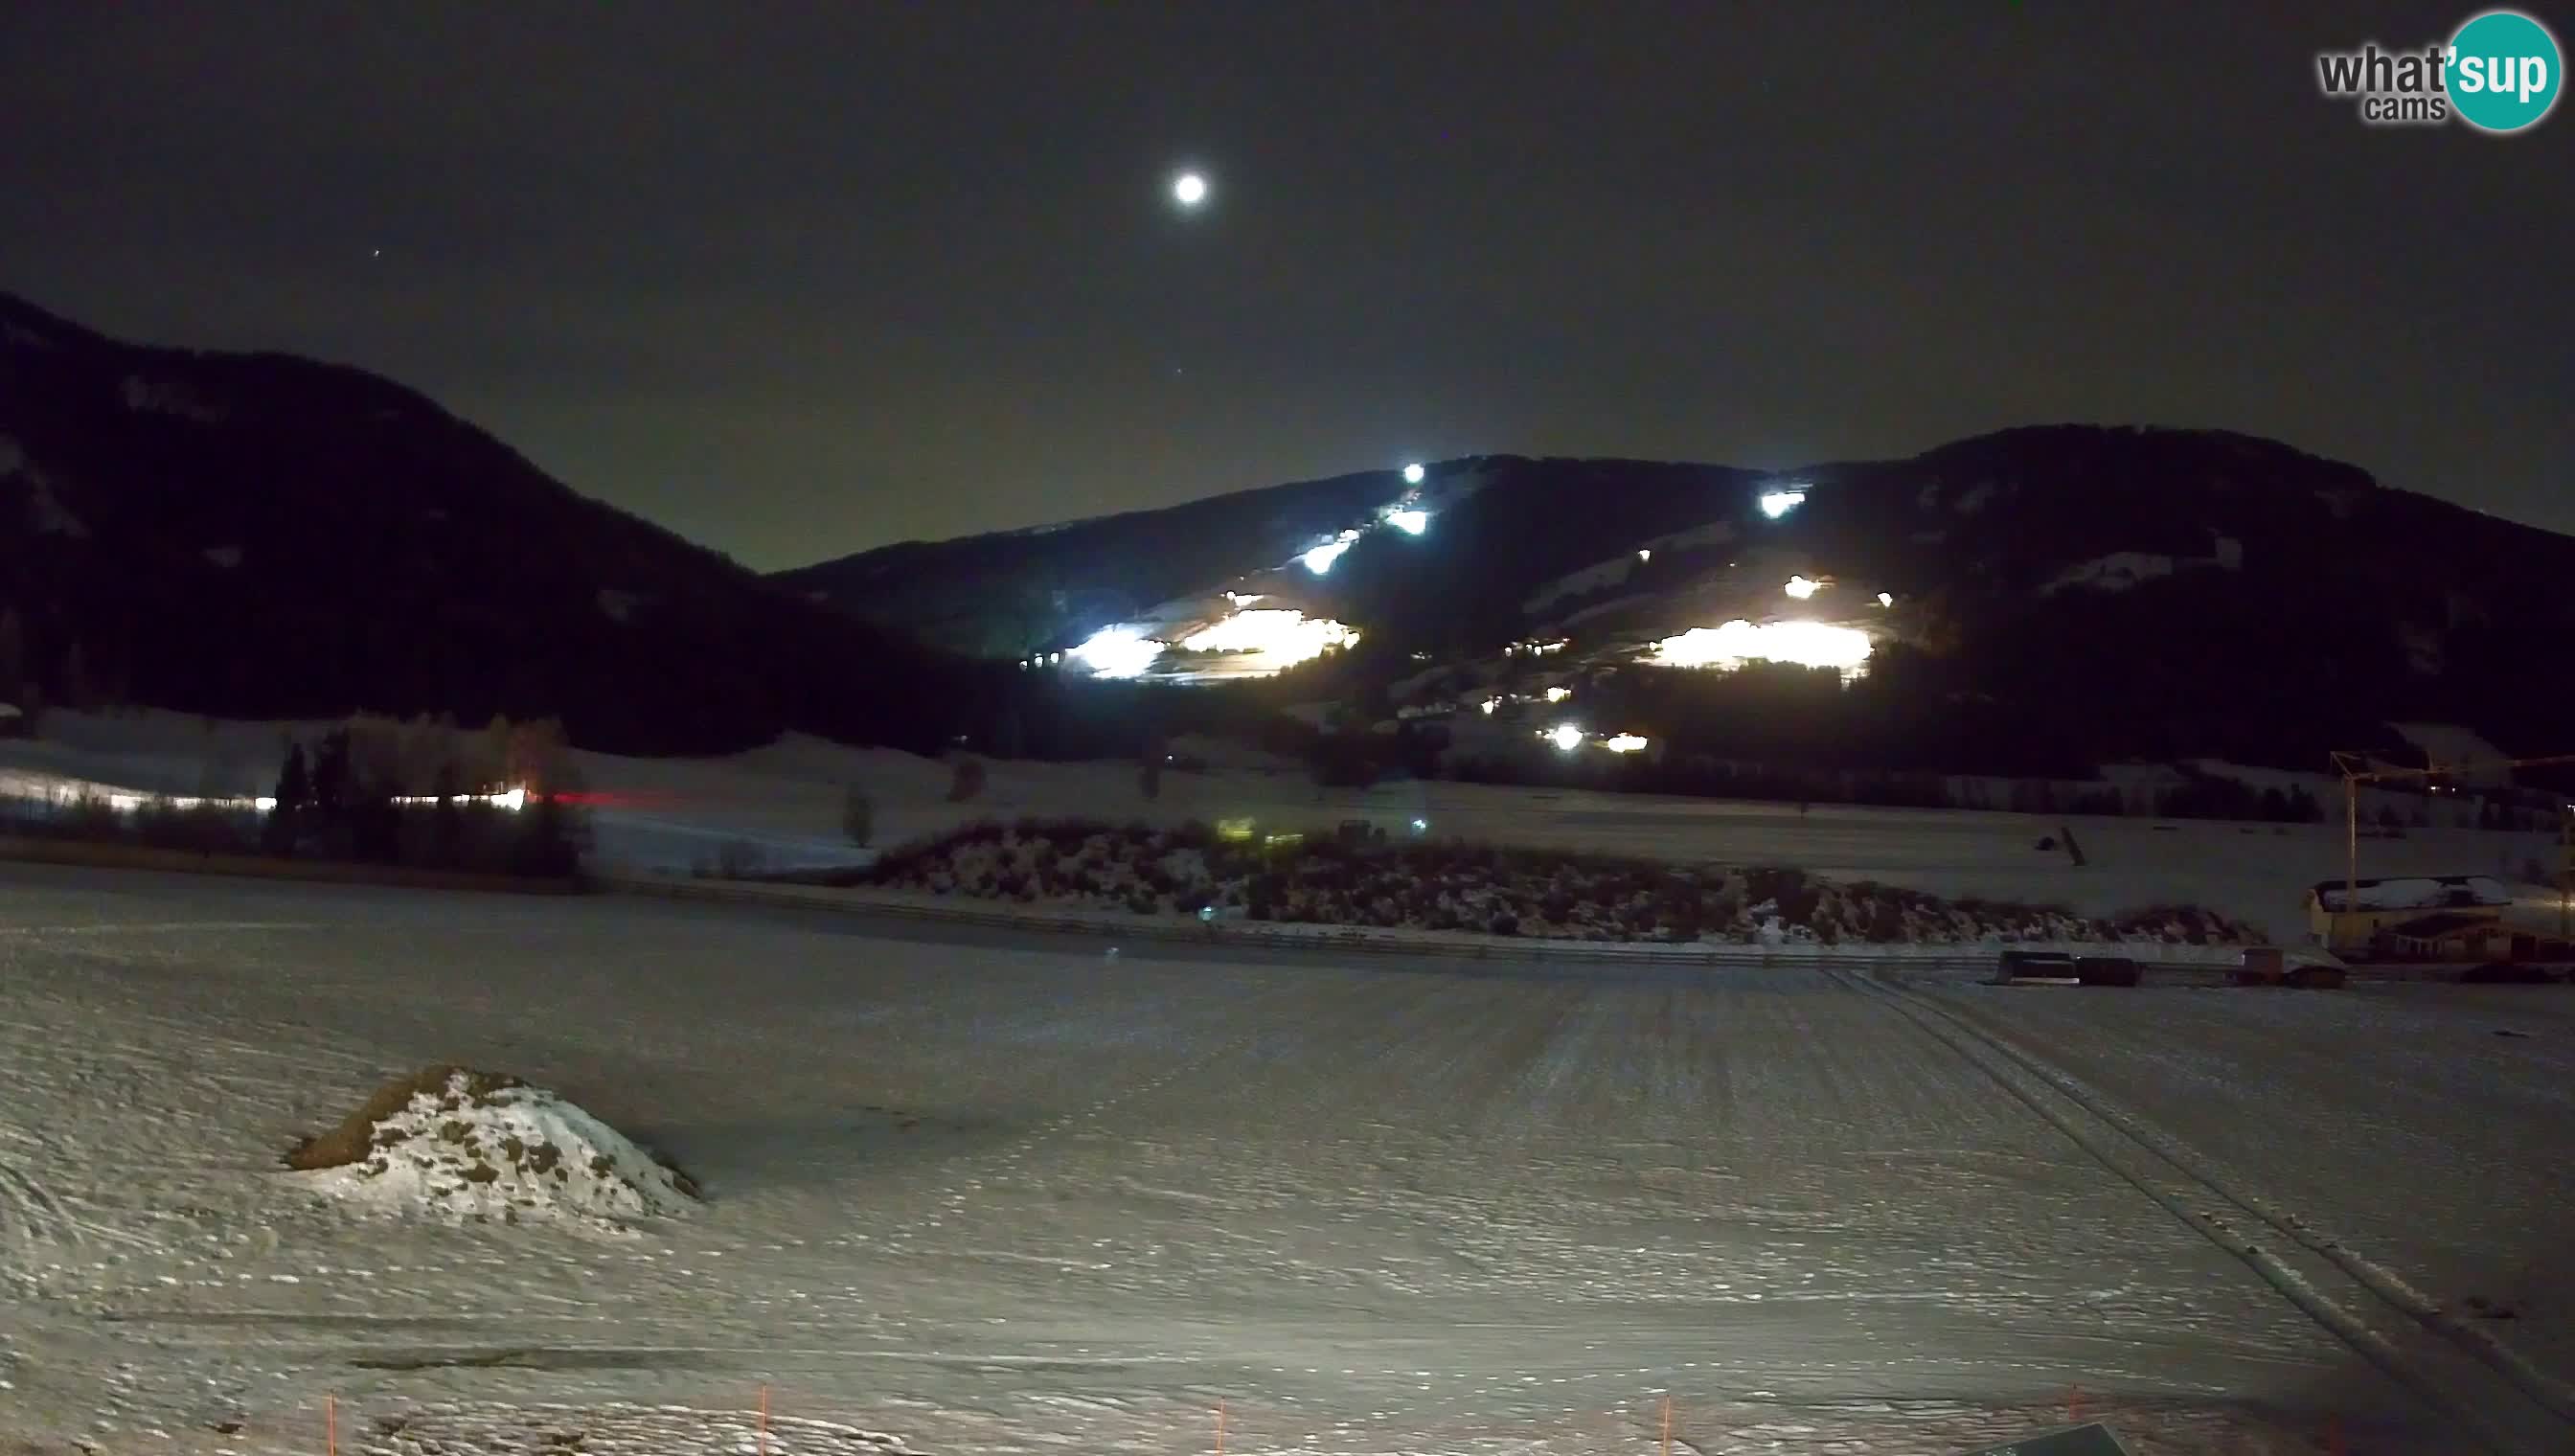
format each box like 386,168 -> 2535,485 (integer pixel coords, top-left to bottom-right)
1172,171 -> 1209,208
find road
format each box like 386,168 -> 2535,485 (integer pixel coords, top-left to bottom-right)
2,863 -> 2567,1454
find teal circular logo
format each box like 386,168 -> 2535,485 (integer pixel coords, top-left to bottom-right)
2448,10 -> 2562,132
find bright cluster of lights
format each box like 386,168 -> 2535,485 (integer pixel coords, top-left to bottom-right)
1178,608 -> 1360,662
1543,686 -> 1571,702
63,788 -> 281,815
62,785 -> 530,817
1784,575 -> 1821,600
1758,487 -> 1808,518
1068,608 -> 1361,680
1648,620 -> 1874,674
390,786 -> 530,812
1302,528 -> 1361,575
1386,508 -> 1428,535
1538,724 -> 1650,754
1069,626 -> 1165,679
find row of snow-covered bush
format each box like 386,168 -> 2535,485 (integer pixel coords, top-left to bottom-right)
858,817 -> 2264,945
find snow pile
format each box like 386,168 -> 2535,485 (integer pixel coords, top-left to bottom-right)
867,819 -> 2267,946
292,1068 -> 697,1231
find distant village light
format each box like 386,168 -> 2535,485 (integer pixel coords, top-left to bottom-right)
1402,462 -> 1426,485
1759,487 -> 1808,518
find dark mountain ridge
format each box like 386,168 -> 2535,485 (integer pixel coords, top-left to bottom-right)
786,426 -> 2575,775
0,292 -> 966,755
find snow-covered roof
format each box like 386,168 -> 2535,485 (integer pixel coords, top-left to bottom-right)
2310,875 -> 2510,912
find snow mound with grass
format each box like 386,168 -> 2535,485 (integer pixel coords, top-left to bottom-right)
292,1068 -> 696,1230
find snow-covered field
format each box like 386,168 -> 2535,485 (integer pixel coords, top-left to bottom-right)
4,862 -> 2571,1454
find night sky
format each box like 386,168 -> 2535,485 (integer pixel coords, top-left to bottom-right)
6,3 -> 2567,570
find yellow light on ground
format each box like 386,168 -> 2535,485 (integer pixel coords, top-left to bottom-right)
1785,575 -> 1820,600
1387,509 -> 1428,535
1544,686 -> 1570,702
1759,488 -> 1807,518
1878,591 -> 1894,606
1548,723 -> 1584,751
1604,734 -> 1649,753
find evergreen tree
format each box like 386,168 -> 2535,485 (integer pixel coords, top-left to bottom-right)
61,640 -> 92,710
263,743 -> 310,856
0,607 -> 22,701
311,729 -> 353,822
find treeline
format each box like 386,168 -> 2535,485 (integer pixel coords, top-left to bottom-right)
5,713 -> 590,879
258,714 -> 587,876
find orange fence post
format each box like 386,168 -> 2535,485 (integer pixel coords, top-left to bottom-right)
1215,1397 -> 1227,1456
2068,1383 -> 2084,1423
326,1395 -> 336,1456
758,1383 -> 772,1456
1658,1395 -> 1673,1456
